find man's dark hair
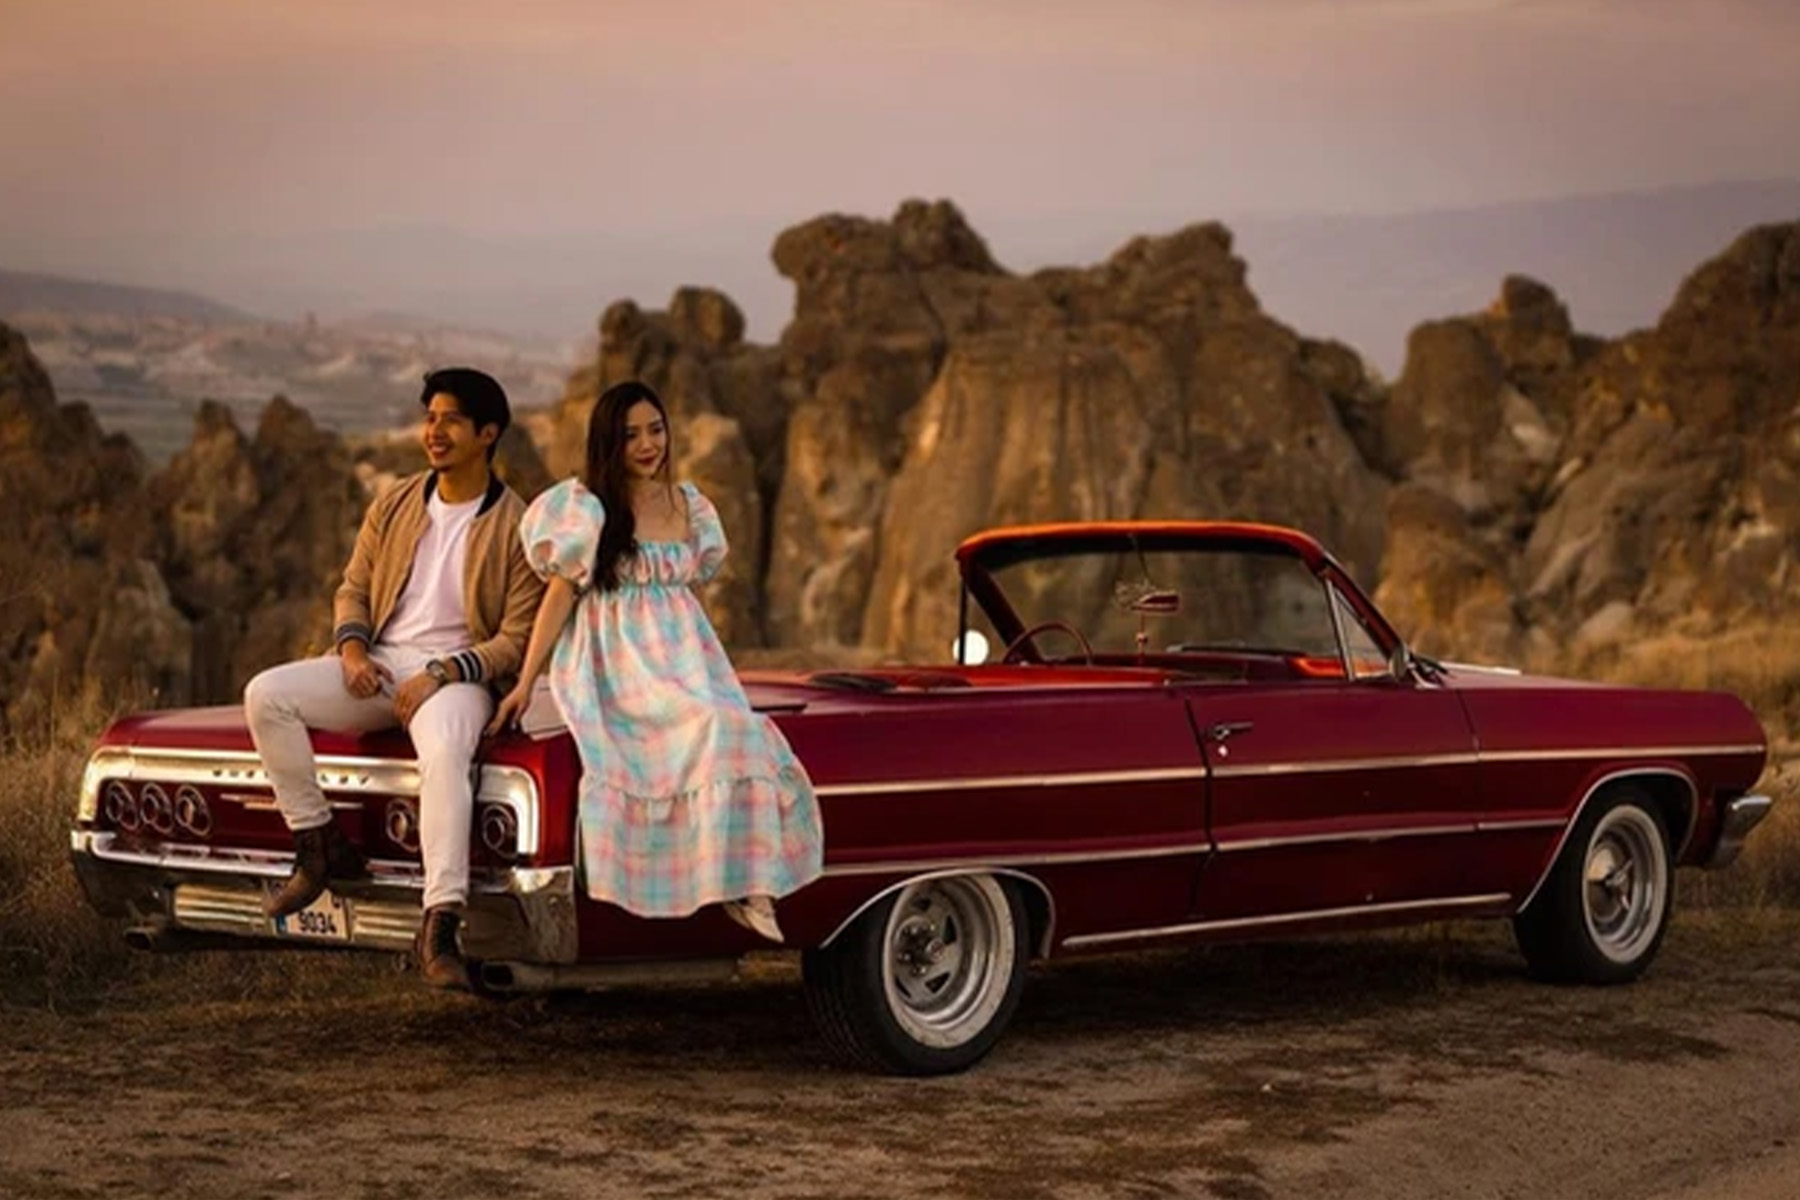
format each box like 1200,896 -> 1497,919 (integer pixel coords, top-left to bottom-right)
420,367 -> 510,459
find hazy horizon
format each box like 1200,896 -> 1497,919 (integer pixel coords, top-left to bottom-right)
5,0 -> 1798,363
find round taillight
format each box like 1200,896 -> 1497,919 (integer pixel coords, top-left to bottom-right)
174,785 -> 212,837
385,798 -> 420,853
104,781 -> 140,832
480,804 -> 519,860
140,783 -> 174,835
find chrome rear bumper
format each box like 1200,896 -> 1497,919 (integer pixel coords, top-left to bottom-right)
1703,794 -> 1773,869
69,830 -> 578,963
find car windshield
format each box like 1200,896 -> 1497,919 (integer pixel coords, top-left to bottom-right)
975,544 -> 1342,660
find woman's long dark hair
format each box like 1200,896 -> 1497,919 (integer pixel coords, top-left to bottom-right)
585,380 -> 673,591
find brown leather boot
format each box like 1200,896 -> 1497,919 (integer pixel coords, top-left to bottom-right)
416,905 -> 471,990
262,823 -> 367,919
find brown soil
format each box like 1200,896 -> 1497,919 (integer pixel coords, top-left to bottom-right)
3,912 -> 1799,1200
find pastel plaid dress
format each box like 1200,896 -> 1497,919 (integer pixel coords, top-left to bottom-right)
520,479 -> 824,917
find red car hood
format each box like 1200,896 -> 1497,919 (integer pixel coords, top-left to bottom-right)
94,663 -> 1187,757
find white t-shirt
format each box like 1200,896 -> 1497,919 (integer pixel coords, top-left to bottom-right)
379,488 -> 481,658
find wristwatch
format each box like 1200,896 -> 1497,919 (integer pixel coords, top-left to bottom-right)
425,659 -> 453,686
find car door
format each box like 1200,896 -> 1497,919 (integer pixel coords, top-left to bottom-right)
1184,579 -> 1489,926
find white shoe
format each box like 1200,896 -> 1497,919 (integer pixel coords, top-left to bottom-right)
724,896 -> 784,944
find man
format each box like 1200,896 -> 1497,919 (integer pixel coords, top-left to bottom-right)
244,367 -> 545,989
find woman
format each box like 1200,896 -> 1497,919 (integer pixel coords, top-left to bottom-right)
488,380 -> 822,941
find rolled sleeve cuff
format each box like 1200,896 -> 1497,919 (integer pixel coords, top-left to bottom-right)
334,622 -> 373,652
451,649 -> 484,683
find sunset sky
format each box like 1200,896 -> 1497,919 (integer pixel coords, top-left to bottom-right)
2,0 -> 1796,347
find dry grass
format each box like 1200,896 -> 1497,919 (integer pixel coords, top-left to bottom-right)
0,688 -> 387,1009
1681,757 -> 1800,909
1557,626 -> 1800,907
1558,625 -> 1800,755
0,687 -> 137,1007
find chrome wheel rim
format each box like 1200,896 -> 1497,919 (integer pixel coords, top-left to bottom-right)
880,876 -> 1015,1050
1583,806 -> 1667,964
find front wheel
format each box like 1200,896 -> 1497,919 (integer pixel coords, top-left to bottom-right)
803,874 -> 1028,1075
1514,786 -> 1673,984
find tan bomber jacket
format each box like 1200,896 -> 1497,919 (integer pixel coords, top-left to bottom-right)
331,471 -> 545,689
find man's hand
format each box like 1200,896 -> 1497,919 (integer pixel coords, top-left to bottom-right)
393,671 -> 442,727
340,643 -> 392,700
486,682 -> 532,737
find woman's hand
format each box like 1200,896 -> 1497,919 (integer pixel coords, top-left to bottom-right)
486,683 -> 532,736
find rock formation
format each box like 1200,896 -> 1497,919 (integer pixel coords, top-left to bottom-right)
6,209 -> 1800,733
0,323 -> 186,736
147,397 -> 367,700
1373,223 -> 1800,674
861,221 -> 1390,660
544,202 -> 1390,661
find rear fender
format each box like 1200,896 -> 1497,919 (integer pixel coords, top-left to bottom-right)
819,868 -> 1056,958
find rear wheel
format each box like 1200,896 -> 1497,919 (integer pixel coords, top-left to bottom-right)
803,874 -> 1027,1075
1514,786 -> 1673,984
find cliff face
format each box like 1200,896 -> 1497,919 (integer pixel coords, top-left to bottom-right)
1373,224 -> 1800,671
543,203 -> 1388,660
5,208 -> 1798,735
0,324 -> 184,735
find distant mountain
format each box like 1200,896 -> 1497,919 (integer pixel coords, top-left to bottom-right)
10,178 -> 1795,385
8,303 -> 576,465
0,268 -> 254,323
1224,179 -> 1800,375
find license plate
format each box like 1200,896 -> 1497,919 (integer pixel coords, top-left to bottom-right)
272,890 -> 352,941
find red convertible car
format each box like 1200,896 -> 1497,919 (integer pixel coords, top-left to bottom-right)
71,521 -> 1773,1074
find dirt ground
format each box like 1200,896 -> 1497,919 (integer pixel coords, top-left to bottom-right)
3,911 -> 1798,1200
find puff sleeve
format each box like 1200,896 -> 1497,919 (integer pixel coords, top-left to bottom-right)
684,483 -> 729,585
520,479 -> 604,591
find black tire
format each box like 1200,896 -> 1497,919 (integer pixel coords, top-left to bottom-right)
1514,785 -> 1673,984
803,874 -> 1028,1076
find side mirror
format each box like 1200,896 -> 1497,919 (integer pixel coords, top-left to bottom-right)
952,630 -> 991,666
1388,642 -> 1414,681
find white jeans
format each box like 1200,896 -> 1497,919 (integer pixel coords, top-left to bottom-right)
243,648 -> 494,910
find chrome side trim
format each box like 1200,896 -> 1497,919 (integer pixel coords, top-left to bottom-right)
1211,752 -> 1478,779
1211,744 -> 1763,781
809,744 -> 1763,798
1475,817 -> 1567,833
1703,794 -> 1773,869
821,840 -> 1212,878
816,766 -> 1209,798
84,748 -> 541,857
1480,744 -> 1764,763
821,814 -> 1573,876
818,868 -> 1058,958
1216,822 -> 1473,853
1060,892 -> 1512,949
1514,767 -> 1699,914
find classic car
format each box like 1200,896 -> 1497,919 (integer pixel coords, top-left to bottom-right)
71,520 -> 1774,1075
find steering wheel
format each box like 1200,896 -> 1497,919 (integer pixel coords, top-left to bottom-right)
1001,620 -> 1096,666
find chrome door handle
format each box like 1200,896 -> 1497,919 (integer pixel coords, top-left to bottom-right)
1206,720 -> 1254,743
